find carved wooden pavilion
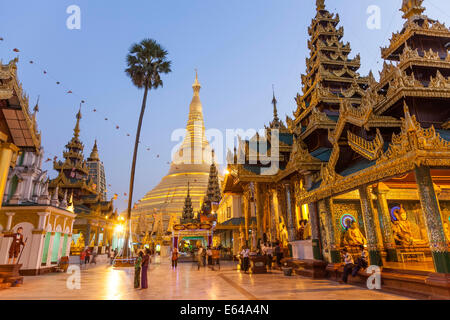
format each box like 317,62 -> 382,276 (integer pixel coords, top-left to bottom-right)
224,0 -> 450,298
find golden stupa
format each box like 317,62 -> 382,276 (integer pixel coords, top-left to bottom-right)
132,72 -> 213,234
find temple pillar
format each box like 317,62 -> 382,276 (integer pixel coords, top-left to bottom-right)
284,184 -> 296,242
94,226 -> 99,253
27,230 -> 46,272
5,211 -> 15,231
373,183 -> 398,262
322,197 -> 340,263
45,232 -> 55,266
85,224 -> 91,248
414,165 -> 450,274
243,189 -> 250,243
255,183 -> 264,242
0,142 -> 19,210
308,201 -> 323,260
358,185 -> 383,266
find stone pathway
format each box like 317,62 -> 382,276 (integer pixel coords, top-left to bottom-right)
0,259 -> 411,300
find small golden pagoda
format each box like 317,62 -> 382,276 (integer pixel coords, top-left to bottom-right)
49,108 -> 117,254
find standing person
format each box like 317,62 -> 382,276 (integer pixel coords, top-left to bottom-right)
85,248 -> 91,265
201,245 -> 207,267
80,249 -> 86,268
341,248 -> 354,284
240,245 -> 250,273
134,251 -> 143,289
211,247 -> 220,271
197,246 -> 204,270
141,248 -> 150,289
172,247 -> 179,269
109,248 -> 115,265
352,245 -> 369,277
275,241 -> 282,269
91,252 -> 97,265
206,246 -> 212,267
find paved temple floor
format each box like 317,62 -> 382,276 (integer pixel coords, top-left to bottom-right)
0,259 -> 411,300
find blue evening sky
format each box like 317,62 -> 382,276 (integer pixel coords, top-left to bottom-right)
1,0 -> 449,212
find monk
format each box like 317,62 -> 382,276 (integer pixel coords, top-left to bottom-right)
3,227 -> 27,264
342,221 -> 367,247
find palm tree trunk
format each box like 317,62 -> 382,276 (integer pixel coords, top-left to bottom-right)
123,84 -> 149,257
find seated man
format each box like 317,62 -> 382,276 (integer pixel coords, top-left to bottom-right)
352,245 -> 369,277
341,248 -> 354,284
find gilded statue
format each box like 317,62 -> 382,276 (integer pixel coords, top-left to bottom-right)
443,222 -> 450,243
279,221 -> 289,247
342,221 -> 367,247
392,205 -> 425,246
72,232 -> 85,251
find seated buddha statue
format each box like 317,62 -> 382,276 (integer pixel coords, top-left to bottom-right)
342,221 -> 367,247
444,222 -> 450,244
72,233 -> 85,251
392,205 -> 426,246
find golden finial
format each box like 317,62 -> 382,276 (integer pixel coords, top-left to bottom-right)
33,95 -> 40,114
400,0 -> 425,19
403,101 -> 417,132
73,104 -> 82,139
316,0 -> 325,11
192,69 -> 201,94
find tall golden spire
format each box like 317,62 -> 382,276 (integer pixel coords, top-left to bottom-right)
173,70 -> 211,166
73,105 -> 82,139
193,69 -> 201,94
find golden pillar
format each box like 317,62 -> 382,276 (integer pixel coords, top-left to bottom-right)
321,197 -> 340,263
373,183 -> 399,262
255,182 -> 264,241
359,185 -> 383,266
0,141 -> 19,210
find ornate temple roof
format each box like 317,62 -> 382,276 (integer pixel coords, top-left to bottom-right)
0,58 -> 41,151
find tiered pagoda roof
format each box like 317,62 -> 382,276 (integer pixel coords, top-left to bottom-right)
49,108 -> 98,204
297,0 -> 450,201
0,58 -> 41,152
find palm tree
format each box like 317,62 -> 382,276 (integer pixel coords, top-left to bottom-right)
123,39 -> 172,257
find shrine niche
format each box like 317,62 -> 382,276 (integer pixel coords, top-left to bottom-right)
388,202 -> 428,247
333,201 -> 366,248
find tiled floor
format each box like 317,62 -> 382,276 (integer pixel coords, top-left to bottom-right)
0,258 -> 411,300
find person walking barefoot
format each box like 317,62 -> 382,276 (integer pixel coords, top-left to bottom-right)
134,251 -> 143,289
172,247 -> 179,269
141,249 -> 150,289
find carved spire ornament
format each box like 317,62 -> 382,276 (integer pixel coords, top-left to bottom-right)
316,0 -> 325,11
400,0 -> 425,19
